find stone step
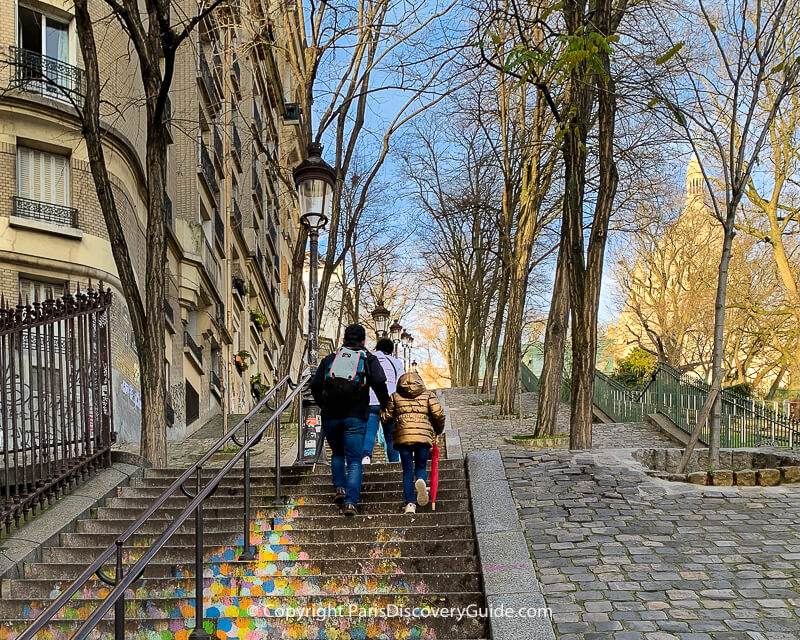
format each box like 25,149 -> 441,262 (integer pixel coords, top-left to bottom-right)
2,571 -> 483,599
60,523 -> 475,548
99,495 -> 469,513
42,538 -> 477,565
75,510 -> 471,534
116,486 -> 469,502
141,459 -> 464,478
132,477 -> 467,494
1,616 -> 489,640
24,554 -> 480,580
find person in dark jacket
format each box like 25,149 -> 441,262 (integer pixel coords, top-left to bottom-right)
310,323 -> 390,516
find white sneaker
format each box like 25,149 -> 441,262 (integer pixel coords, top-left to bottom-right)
415,479 -> 429,507
404,502 -> 416,514
362,456 -> 371,465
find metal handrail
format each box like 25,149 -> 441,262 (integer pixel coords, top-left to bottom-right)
19,373 -> 302,640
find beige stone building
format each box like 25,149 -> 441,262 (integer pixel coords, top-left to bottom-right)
0,0 -> 309,442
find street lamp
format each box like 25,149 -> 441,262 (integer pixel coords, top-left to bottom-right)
400,330 -> 410,369
294,142 -> 335,367
371,303 -> 390,339
389,320 -> 402,357
412,359 -> 418,372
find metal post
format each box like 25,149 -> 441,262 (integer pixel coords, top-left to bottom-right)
273,414 -> 282,505
114,542 -> 125,640
239,420 -> 254,561
189,468 -> 210,640
308,227 -> 320,368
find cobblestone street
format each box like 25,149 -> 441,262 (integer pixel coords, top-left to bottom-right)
504,448 -> 800,639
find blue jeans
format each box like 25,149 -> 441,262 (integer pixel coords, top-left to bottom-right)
323,417 -> 366,506
397,443 -> 430,504
363,405 -> 399,462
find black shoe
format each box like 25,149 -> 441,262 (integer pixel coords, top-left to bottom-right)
342,503 -> 358,517
333,488 -> 346,504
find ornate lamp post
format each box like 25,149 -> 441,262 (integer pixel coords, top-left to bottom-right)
293,142 -> 335,367
293,142 -> 335,466
400,330 -> 410,369
371,303 -> 390,339
407,333 -> 414,370
412,360 -> 418,373
389,320 -> 402,357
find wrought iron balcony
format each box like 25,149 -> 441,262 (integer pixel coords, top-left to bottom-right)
10,46 -> 86,104
201,235 -> 221,287
232,59 -> 241,88
198,50 -> 217,107
211,370 -> 221,391
252,167 -> 263,205
213,125 -> 223,165
256,244 -> 265,274
253,103 -> 263,138
232,124 -> 241,163
214,208 -> 224,245
165,195 -> 173,230
199,139 -> 217,194
232,198 -> 242,230
164,300 -> 174,327
266,217 -> 277,249
12,196 -> 78,228
274,251 -> 281,282
184,331 -> 203,364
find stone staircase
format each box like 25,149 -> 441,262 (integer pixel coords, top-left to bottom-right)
0,459 -> 488,639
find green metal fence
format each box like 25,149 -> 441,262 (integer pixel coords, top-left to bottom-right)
520,360 -> 800,448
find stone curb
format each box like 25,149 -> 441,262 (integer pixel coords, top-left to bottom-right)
0,462 -> 144,585
437,389 -> 463,460
467,449 -> 556,640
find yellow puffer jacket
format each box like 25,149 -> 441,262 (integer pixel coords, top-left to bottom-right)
381,372 -> 446,448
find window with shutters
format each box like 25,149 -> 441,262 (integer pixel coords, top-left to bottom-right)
13,146 -> 76,227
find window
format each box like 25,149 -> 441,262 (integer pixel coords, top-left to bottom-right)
19,277 -> 64,303
17,7 -> 74,97
17,147 -> 70,206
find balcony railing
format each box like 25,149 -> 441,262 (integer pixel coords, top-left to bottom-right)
201,236 -> 221,287
256,244 -> 265,274
199,139 -> 217,194
232,59 -> 241,88
253,103 -> 263,138
165,195 -> 173,230
213,125 -> 223,165
232,124 -> 241,163
252,167 -> 263,205
214,208 -> 224,245
10,46 -> 86,104
164,300 -> 174,327
232,198 -> 242,230
211,370 -> 221,391
184,331 -> 203,364
12,196 -> 78,228
198,50 -> 217,107
274,252 -> 281,282
266,217 -> 277,249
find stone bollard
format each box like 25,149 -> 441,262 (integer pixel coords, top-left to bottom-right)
781,466 -> 800,483
733,470 -> 756,486
710,470 -> 733,486
687,472 -> 709,485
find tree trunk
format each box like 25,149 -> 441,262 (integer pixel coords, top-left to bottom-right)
496,256 -> 532,414
535,241 -> 569,437
708,213 -> 737,466
481,269 -> 509,394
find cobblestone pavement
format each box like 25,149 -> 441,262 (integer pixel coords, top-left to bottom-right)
442,387 -> 675,451
505,448 -> 800,640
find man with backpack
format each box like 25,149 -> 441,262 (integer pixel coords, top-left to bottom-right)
310,323 -> 390,516
362,338 -> 405,464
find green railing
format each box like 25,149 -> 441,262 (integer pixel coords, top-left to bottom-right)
521,360 -> 800,448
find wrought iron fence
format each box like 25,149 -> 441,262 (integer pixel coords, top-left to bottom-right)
10,46 -> 86,105
213,125 -> 223,164
198,50 -> 217,106
199,139 -> 217,194
214,208 -> 224,245
12,196 -> 78,228
0,283 -> 113,533
183,331 -> 202,364
232,123 -> 242,162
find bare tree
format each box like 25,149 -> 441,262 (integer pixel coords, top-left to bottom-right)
649,0 -> 800,466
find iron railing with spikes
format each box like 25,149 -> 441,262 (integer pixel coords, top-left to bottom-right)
0,282 -> 114,533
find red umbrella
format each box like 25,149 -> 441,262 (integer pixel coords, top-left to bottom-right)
430,442 -> 440,511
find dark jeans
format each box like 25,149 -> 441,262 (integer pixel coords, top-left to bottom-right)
363,405 -> 399,462
397,443 -> 430,504
323,417 -> 366,506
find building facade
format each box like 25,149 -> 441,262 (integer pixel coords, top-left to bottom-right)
0,0 -> 309,443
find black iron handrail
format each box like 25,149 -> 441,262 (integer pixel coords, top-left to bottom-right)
19,373 -> 305,640
12,196 -> 78,228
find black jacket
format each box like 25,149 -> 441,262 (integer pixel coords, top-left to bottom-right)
310,341 -> 390,421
